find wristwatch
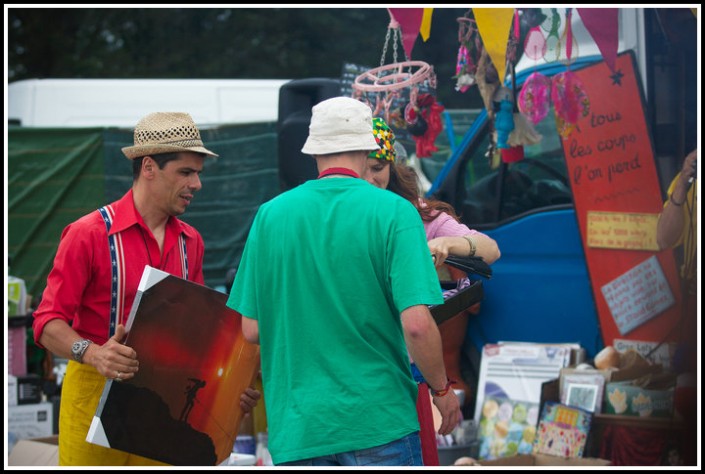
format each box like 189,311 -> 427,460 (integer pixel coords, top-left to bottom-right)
71,339 -> 93,363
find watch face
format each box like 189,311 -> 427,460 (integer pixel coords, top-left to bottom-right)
72,339 -> 88,361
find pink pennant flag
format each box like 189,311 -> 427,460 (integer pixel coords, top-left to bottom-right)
388,8 -> 424,59
577,8 -> 619,72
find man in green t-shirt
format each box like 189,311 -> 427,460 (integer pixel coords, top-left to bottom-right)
227,97 -> 460,466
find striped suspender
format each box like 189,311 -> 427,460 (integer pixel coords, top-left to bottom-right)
99,205 -> 188,338
99,206 -> 122,339
178,234 -> 189,281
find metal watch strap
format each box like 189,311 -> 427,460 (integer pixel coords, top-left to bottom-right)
72,339 -> 92,363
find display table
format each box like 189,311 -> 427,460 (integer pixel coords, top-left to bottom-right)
587,413 -> 687,465
592,413 -> 684,430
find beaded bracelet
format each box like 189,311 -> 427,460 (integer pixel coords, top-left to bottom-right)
430,379 -> 457,397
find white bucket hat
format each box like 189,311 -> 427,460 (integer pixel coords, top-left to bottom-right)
301,97 -> 380,156
122,112 -> 218,160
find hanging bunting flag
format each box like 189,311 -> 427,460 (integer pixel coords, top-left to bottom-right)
388,8 -> 424,59
577,8 -> 619,73
420,8 -> 434,41
473,8 -> 515,82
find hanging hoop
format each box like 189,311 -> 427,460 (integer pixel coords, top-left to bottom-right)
352,61 -> 435,93
350,9 -> 439,149
352,60 -> 436,123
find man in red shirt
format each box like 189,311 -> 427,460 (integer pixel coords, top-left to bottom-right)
32,112 -> 259,465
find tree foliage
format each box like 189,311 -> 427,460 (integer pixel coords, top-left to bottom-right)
8,7 -> 482,108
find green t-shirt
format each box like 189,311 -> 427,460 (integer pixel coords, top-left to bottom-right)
227,177 -> 443,464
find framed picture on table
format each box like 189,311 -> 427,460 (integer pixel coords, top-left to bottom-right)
565,383 -> 599,413
560,371 -> 606,413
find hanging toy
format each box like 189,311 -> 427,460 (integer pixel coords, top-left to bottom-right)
550,9 -> 589,137
405,101 -> 428,136
518,71 -> 552,125
501,145 -> 525,163
519,8 -> 548,31
508,112 -> 542,148
454,44 -> 475,91
454,14 -> 482,93
541,8 -> 562,62
552,71 -> 590,137
407,93 -> 445,158
493,88 -> 515,149
476,49 -> 500,120
518,18 -> 550,126
551,71 -> 589,124
494,100 -> 514,150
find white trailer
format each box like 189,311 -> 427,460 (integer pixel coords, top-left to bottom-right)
7,78 -> 290,127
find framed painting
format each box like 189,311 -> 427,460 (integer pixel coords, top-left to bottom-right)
87,266 -> 260,465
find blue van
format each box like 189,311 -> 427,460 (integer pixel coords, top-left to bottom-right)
427,56 -> 608,361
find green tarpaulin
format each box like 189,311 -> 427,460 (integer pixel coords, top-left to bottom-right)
8,122 -> 280,300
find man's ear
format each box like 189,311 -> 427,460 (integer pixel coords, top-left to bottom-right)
143,156 -> 154,174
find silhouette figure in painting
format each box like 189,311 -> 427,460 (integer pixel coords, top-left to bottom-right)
180,378 -> 206,424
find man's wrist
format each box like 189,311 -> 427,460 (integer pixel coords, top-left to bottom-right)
71,339 -> 93,363
430,379 -> 457,397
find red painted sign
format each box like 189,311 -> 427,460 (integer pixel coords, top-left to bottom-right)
559,52 -> 682,346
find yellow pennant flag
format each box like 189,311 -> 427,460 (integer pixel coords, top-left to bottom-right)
420,8 -> 433,41
473,8 -> 515,82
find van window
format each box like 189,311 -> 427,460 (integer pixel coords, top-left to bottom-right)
453,105 -> 573,228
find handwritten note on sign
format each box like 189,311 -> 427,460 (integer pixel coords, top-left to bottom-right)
559,51 -> 682,346
601,256 -> 674,336
587,211 -> 659,251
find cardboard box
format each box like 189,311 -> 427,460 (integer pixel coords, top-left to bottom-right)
438,442 -> 479,466
479,454 -> 610,466
604,381 -> 674,418
17,374 -> 43,404
8,276 -> 28,316
8,374 -> 19,406
608,349 -> 664,382
613,338 -> 675,370
8,325 -> 27,376
7,374 -> 42,406
8,435 -> 58,466
8,402 -> 54,441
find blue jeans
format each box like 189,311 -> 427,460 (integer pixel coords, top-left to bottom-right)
277,432 -> 423,466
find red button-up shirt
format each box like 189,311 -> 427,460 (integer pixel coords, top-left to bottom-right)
33,189 -> 205,346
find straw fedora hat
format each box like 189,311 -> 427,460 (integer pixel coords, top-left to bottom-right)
122,112 -> 218,160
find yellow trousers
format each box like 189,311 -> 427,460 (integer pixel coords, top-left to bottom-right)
59,361 -> 167,466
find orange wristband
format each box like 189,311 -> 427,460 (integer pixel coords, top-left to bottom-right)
430,379 -> 457,397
